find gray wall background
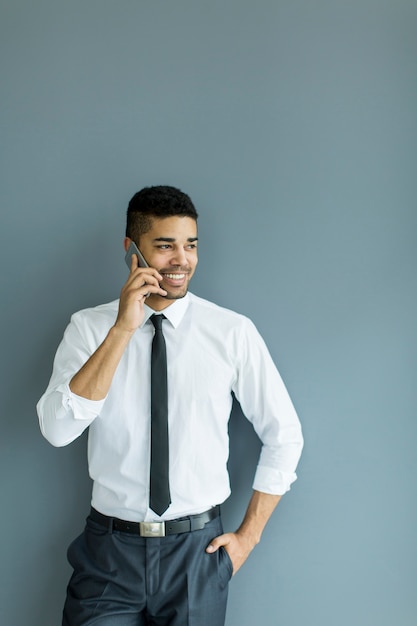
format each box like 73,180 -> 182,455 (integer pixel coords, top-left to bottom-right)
1,1 -> 416,625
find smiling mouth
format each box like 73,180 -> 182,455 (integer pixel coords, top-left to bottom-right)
163,273 -> 186,280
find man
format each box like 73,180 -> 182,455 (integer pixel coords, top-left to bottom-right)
37,185 -> 303,626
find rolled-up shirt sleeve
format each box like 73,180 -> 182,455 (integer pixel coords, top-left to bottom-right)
232,318 -> 304,495
37,312 -> 107,447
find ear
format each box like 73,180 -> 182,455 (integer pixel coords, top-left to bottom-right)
123,237 -> 132,252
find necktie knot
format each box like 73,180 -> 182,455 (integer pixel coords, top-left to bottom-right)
150,314 -> 165,331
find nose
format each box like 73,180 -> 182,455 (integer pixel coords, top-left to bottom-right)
170,247 -> 187,267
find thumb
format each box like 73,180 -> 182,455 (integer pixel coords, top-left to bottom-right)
206,533 -> 228,554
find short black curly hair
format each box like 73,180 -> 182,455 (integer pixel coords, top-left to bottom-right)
126,185 -> 198,243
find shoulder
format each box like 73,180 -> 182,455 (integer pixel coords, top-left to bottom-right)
187,293 -> 256,333
186,294 -> 270,367
69,299 -> 119,329
188,292 -> 244,318
61,300 -> 119,348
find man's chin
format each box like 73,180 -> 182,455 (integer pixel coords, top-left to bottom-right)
163,287 -> 188,301
147,287 -> 188,308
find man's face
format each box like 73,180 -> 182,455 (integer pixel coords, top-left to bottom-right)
135,215 -> 198,309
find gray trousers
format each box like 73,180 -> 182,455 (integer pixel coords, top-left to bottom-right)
63,513 -> 232,626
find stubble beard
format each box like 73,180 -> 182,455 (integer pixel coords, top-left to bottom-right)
162,283 -> 190,301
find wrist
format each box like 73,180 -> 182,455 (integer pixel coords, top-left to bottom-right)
109,323 -> 136,343
235,527 -> 261,548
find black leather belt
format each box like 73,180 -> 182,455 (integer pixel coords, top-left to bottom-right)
89,505 -> 220,537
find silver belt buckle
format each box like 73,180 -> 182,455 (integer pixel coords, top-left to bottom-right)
139,521 -> 166,537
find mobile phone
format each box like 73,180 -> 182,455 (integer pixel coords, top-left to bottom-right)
125,241 -> 149,269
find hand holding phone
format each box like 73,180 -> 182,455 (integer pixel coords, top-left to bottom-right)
116,241 -> 167,328
117,242 -> 166,331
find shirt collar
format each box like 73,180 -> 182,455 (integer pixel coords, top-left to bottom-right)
142,292 -> 190,329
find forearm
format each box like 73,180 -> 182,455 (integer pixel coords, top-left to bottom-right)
236,490 -> 281,546
70,325 -> 134,400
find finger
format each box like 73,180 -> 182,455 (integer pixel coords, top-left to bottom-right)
125,271 -> 163,293
135,275 -> 161,291
129,267 -> 164,284
141,281 -> 167,297
120,279 -> 167,306
128,254 -> 163,283
206,533 -> 230,554
140,284 -> 167,298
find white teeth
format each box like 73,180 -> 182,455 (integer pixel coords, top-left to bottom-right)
165,273 -> 185,279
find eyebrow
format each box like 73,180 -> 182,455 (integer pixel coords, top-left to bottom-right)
152,237 -> 199,243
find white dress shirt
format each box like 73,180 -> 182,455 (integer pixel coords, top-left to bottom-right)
37,293 -> 303,522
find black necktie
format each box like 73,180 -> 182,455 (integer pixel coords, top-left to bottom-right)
150,314 -> 171,516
